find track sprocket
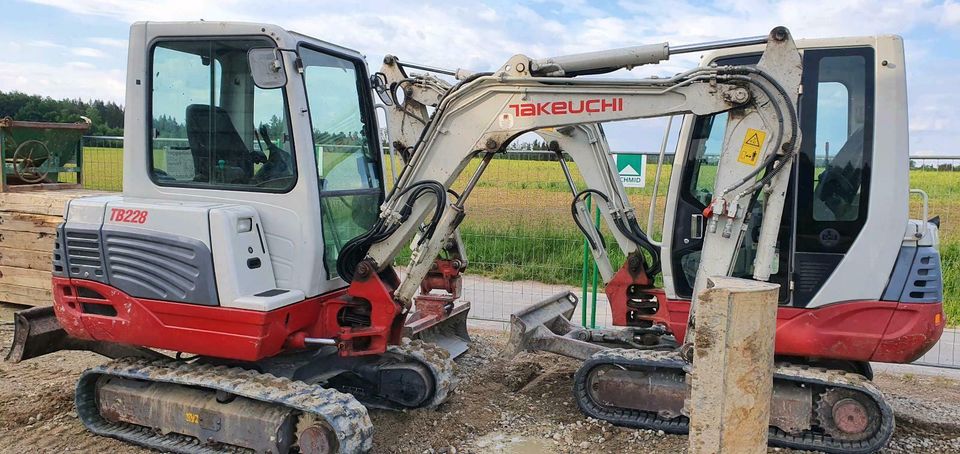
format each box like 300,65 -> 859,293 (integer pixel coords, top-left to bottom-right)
815,387 -> 882,442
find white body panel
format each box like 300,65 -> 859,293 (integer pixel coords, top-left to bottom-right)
104,197 -> 222,248
209,205 -> 305,310
64,195 -> 305,310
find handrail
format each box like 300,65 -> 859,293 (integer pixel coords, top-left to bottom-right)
909,188 -> 929,240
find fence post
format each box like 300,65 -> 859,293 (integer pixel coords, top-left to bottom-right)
590,204 -> 601,328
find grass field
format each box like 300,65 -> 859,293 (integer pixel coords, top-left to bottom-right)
78,147 -> 960,325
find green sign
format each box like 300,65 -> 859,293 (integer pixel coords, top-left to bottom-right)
614,154 -> 646,188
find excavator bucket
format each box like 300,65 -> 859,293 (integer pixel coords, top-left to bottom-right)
507,291 -> 604,361
404,300 -> 471,358
5,306 -> 162,363
6,306 -> 70,363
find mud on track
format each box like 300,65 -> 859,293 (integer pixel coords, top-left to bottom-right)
1,306 -> 958,453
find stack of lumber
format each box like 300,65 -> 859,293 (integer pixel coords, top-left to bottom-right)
0,189 -> 107,306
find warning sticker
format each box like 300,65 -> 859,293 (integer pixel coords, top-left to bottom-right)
738,128 -> 767,166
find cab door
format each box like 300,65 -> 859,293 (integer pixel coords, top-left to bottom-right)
661,45 -> 880,307
296,42 -> 385,282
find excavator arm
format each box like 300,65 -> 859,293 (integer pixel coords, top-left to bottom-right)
340,27 -> 802,340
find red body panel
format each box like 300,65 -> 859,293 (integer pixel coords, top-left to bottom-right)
54,277 -> 346,361
53,261 -> 944,365
635,289 -> 944,363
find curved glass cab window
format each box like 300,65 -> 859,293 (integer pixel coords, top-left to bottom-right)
150,39 -> 296,191
298,45 -> 383,277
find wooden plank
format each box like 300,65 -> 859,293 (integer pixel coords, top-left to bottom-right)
0,189 -> 107,216
0,246 -> 52,270
0,266 -> 52,290
0,229 -> 56,252
5,183 -> 83,193
0,283 -> 52,306
0,211 -> 62,233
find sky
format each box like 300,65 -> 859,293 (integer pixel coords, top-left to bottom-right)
1,0 -> 958,156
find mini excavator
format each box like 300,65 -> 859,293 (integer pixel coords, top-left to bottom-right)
5,21 -> 942,454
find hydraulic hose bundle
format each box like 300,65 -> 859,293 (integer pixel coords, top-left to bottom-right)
571,189 -> 662,277
336,180 -> 447,282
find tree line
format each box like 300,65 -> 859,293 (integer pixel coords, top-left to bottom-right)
0,91 -> 124,136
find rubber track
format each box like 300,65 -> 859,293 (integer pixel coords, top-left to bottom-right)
75,357 -> 374,454
573,348 -> 895,454
388,338 -> 457,408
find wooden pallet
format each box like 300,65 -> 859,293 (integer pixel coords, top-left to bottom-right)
0,189 -> 108,306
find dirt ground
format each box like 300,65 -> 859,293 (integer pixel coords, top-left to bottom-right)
0,305 -> 958,453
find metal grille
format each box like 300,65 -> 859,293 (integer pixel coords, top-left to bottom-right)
64,228 -> 106,282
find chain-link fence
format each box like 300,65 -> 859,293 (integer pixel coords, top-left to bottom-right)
78,135 -> 123,191
915,329 -> 959,370
77,137 -> 957,369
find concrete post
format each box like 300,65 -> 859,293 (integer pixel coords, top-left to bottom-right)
687,276 -> 779,454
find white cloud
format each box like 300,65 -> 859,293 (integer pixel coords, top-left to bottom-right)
25,0 -> 250,22
88,37 -> 127,48
65,61 -> 97,70
0,62 -> 124,103
13,0 -> 960,155
943,0 -> 960,25
72,47 -> 108,58
26,40 -> 63,48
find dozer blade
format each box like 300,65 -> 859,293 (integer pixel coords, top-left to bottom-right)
404,300 -> 471,358
5,306 -> 162,363
507,291 -> 604,361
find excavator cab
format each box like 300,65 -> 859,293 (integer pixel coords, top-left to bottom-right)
657,37 -> 943,362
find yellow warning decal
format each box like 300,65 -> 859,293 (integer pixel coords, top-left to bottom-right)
185,412 -> 200,424
738,128 -> 767,166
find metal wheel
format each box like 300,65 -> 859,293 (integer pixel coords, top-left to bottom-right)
815,387 -> 881,441
12,139 -> 50,183
295,413 -> 339,454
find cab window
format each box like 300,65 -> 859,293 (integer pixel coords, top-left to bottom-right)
298,45 -> 383,277
150,39 -> 296,191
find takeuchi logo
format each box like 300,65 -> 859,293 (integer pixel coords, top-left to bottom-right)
508,98 -> 624,117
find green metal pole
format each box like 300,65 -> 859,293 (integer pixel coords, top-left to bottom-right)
580,194 -> 592,327
590,204 -> 601,328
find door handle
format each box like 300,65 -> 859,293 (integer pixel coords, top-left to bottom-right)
691,213 -> 704,240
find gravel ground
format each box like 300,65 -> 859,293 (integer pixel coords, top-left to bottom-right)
0,306 -> 958,453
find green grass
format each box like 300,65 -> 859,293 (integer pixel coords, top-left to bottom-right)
78,147 -> 960,325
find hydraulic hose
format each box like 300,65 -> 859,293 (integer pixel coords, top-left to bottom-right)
337,180 -> 446,282
571,189 -> 662,277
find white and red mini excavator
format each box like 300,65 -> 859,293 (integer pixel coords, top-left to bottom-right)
5,21 -> 942,454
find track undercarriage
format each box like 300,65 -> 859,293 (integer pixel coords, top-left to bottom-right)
6,306 -> 457,454
73,339 -> 455,454
509,292 -> 895,454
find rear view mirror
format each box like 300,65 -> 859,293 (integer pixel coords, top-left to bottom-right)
371,72 -> 393,106
248,48 -> 287,89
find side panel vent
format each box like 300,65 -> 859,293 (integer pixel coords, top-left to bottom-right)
52,223 -> 67,277
102,226 -> 218,306
899,247 -> 943,303
64,226 -> 108,283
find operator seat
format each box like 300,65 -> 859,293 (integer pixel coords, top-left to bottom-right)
185,104 -> 254,184
814,127 -> 864,221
